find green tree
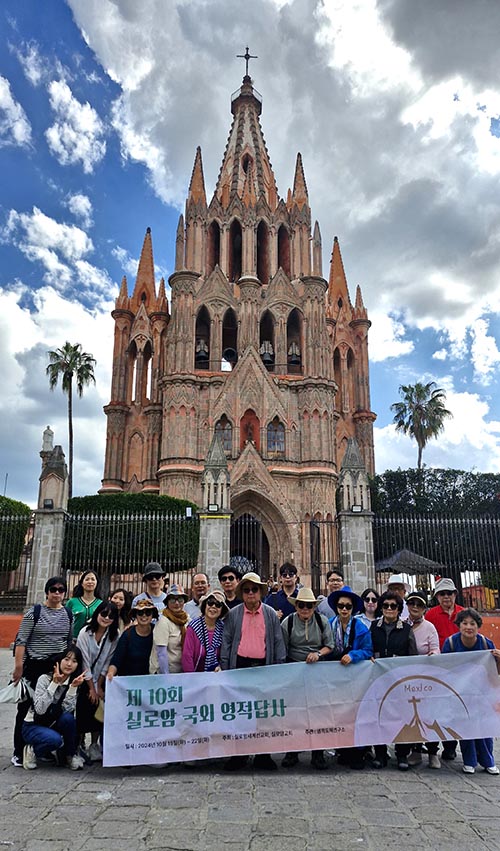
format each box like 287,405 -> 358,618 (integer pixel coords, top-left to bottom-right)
46,342 -> 96,498
390,381 -> 452,470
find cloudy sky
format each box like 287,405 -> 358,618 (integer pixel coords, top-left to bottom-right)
2,0 -> 500,507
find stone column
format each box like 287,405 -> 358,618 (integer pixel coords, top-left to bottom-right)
27,509 -> 67,607
338,509 -> 375,590
197,511 -> 232,588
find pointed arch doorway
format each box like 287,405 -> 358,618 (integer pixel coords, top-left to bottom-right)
230,513 -> 270,577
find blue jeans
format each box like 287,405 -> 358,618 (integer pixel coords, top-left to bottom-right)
460,737 -> 495,769
22,712 -> 77,758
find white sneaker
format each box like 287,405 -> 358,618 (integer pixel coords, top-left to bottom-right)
88,742 -> 103,762
463,765 -> 475,774
23,745 -> 37,770
485,765 -> 500,775
67,754 -> 84,771
11,755 -> 22,767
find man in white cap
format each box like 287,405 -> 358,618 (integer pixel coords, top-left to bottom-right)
425,577 -> 464,761
220,572 -> 286,771
387,574 -> 410,620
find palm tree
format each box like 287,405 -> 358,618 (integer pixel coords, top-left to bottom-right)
46,342 -> 96,498
391,381 -> 452,470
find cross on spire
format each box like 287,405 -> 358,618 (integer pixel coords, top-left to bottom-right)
237,46 -> 258,77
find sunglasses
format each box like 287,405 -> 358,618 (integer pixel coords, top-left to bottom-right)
136,610 -> 153,617
437,591 -> 454,596
99,612 -> 114,619
242,586 -> 260,594
220,575 -> 236,582
206,599 -> 223,608
382,602 -> 398,610
297,602 -> 314,610
408,600 -> 425,608
364,596 -> 377,603
281,571 -> 297,578
49,586 -> 65,593
337,603 -> 353,610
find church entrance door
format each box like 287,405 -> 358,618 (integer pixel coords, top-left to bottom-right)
230,513 -> 270,578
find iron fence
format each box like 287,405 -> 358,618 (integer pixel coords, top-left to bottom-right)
374,513 -> 500,610
62,511 -> 200,599
0,513 -> 34,611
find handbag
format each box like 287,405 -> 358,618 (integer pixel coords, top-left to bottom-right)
0,678 -> 33,703
94,698 -> 105,723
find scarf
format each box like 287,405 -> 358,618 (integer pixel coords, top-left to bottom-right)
162,608 -> 189,645
190,616 -> 225,671
332,615 -> 353,655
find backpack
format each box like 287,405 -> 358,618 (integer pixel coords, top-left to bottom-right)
287,610 -> 324,637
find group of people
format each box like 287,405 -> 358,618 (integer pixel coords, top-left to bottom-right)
10,562 -> 500,776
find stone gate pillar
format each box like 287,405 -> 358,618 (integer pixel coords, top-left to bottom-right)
197,433 -> 231,586
27,431 -> 69,607
338,437 -> 375,589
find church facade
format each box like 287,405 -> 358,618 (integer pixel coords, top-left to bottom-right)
101,71 -> 376,577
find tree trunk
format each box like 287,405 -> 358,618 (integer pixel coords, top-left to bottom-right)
68,378 -> 73,499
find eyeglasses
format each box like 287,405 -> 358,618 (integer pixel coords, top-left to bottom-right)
382,602 -> 398,610
297,602 -> 314,610
48,586 -> 65,593
281,571 -> 297,578
220,575 -> 236,582
408,600 -> 425,608
337,603 -> 353,610
242,586 -> 260,594
206,599 -> 223,608
364,596 -> 377,603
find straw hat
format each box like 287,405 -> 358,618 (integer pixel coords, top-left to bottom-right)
235,572 -> 268,599
288,587 -> 320,607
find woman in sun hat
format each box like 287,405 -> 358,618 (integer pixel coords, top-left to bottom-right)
182,590 -> 228,672
280,587 -> 334,770
150,584 -> 190,674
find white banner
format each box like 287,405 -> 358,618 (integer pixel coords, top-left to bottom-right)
103,652 -> 500,767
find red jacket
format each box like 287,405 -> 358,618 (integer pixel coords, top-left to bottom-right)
425,603 -> 464,650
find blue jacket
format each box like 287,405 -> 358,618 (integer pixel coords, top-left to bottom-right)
264,588 -> 298,619
327,615 -> 373,663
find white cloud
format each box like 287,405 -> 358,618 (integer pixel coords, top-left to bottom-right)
12,40 -> 47,87
66,192 -> 93,228
470,318 -> 500,384
368,311 -> 414,362
0,75 -> 32,148
3,206 -> 113,297
45,80 -> 106,173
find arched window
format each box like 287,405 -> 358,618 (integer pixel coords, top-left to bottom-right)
259,310 -> 275,371
277,224 -> 291,278
257,220 -> 270,284
287,308 -> 303,374
215,415 -> 232,453
229,220 -> 242,282
195,305 -> 211,370
221,308 -> 238,369
207,220 -> 220,276
267,417 -> 285,454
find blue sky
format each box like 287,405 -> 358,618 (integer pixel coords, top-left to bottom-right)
2,0 -> 500,506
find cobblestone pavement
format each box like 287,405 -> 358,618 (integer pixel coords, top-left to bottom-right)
1,648 -> 500,851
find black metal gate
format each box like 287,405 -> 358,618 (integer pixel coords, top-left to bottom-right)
230,514 -> 269,577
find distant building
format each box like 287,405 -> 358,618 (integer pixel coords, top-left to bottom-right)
101,70 -> 376,576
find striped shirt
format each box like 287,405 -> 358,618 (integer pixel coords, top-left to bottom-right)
16,605 -> 73,660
